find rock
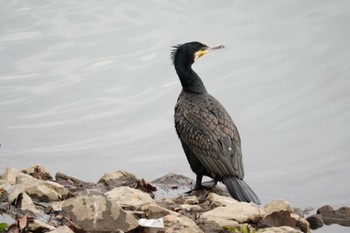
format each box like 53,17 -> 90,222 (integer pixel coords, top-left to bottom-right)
264,199 -> 293,216
62,190 -> 138,232
7,184 -> 26,202
206,192 -> 238,208
16,173 -> 40,185
200,202 -> 264,224
259,226 -> 303,233
2,167 -> 23,185
197,217 -> 239,233
139,204 -> 174,219
291,213 -> 310,233
21,164 -> 52,180
98,170 -> 138,190
25,180 -> 69,202
159,214 -> 203,233
180,195 -> 199,205
306,214 -> 324,230
180,204 -> 202,212
151,173 -> 195,199
27,219 -> 56,232
317,205 -> 350,226
48,226 -> 74,233
20,192 -> 40,214
106,186 -> 156,210
258,210 -> 297,229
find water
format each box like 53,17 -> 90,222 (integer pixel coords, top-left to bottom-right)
1,0 -> 349,227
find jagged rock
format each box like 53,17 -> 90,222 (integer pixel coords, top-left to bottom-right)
20,192 -> 40,214
47,201 -> 64,212
200,202 -> 264,224
264,199 -> 293,216
181,195 -> 199,205
148,214 -> 203,233
180,204 -> 202,212
21,164 -> 52,180
317,205 -> 350,226
62,190 -> 138,232
2,167 -> 23,185
206,192 -> 238,208
48,226 -> 74,233
27,219 -> 56,232
106,186 -> 156,210
291,213 -> 310,233
139,204 -> 174,219
259,226 -> 303,233
25,180 -> 69,202
306,214 -> 324,230
98,170 -> 138,190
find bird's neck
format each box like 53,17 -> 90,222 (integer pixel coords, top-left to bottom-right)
175,62 -> 207,94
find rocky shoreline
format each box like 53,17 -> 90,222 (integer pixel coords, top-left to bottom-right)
0,165 -> 349,232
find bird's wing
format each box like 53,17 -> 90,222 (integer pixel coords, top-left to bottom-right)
175,94 -> 244,179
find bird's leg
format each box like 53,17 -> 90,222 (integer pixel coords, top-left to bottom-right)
194,174 -> 204,189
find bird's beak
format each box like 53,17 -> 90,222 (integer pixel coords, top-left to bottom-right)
206,45 -> 225,51
195,45 -> 225,61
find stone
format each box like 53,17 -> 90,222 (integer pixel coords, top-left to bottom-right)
181,195 -> 199,205
206,192 -> 238,208
25,180 -> 69,202
180,204 -> 202,212
16,173 -> 40,185
258,226 -> 303,233
264,199 -> 293,216
317,205 -> 350,226
20,192 -> 40,214
2,167 -> 23,185
106,186 -> 156,210
48,226 -> 74,233
98,170 -> 137,189
291,213 -> 310,233
62,191 -> 138,232
200,202 -> 264,224
21,164 -> 52,180
27,219 -> 56,232
140,204 -> 174,219
161,214 -> 203,233
7,184 -> 26,203
306,214 -> 324,230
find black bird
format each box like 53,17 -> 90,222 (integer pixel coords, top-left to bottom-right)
172,41 -> 261,204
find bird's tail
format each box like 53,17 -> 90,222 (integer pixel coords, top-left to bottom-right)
222,176 -> 261,205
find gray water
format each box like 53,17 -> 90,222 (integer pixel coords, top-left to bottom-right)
1,0 -> 349,229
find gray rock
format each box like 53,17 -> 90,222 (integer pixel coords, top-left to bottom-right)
2,167 -> 23,185
25,180 -> 69,202
306,214 -> 324,230
62,191 -> 138,232
27,219 -> 56,232
206,192 -> 238,208
98,170 -> 137,190
200,202 -> 264,224
291,213 -> 310,233
48,226 -> 74,233
106,186 -> 156,210
259,226 -> 303,233
264,199 -> 293,216
21,164 -> 53,180
20,192 -> 40,214
159,214 -> 204,233
317,205 -> 350,227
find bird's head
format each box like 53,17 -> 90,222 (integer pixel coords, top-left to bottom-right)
171,41 -> 224,66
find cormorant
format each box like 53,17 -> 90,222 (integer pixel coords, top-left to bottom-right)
172,41 -> 261,204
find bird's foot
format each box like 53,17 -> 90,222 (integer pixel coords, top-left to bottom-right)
185,180 -> 218,194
